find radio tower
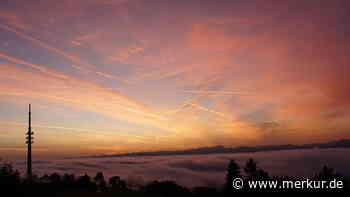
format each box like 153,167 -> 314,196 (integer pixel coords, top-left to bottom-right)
26,104 -> 34,178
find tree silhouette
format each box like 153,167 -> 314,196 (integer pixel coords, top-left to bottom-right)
39,174 -> 50,183
192,186 -> 217,197
62,173 -> 75,186
256,168 -> 269,180
315,165 -> 338,181
94,172 -> 107,192
244,158 -> 258,180
0,162 -> 20,185
109,176 -> 120,186
1,156 -> 349,196
0,162 -> 21,196
94,172 -> 104,182
76,173 -> 96,192
76,173 -> 91,185
142,180 -> 191,197
243,158 -> 269,180
224,159 -> 241,193
109,176 -> 127,191
49,173 -> 61,184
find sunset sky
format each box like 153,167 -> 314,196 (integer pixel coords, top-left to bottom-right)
0,0 -> 349,158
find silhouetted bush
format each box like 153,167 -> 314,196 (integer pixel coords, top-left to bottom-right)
141,180 -> 191,197
224,159 -> 241,193
94,172 -> 107,192
0,157 -> 349,196
76,173 -> 97,192
109,175 -> 127,192
192,186 -> 218,197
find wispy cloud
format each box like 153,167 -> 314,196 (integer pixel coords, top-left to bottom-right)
0,0 -> 349,155
0,24 -> 129,84
183,90 -> 253,96
0,53 -> 69,79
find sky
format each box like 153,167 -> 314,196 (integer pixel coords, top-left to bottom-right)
0,0 -> 349,158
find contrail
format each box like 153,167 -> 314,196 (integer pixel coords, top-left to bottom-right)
163,103 -> 191,115
0,24 -> 128,84
96,71 -> 131,84
1,121 -> 150,140
0,58 -> 162,124
183,90 -> 253,95
190,102 -> 231,119
164,100 -> 231,119
163,93 -> 207,115
0,24 -> 91,68
0,53 -> 69,79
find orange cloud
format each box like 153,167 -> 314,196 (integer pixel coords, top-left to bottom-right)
1,0 -> 349,155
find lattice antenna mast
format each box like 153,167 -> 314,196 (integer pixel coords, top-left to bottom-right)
26,104 -> 34,178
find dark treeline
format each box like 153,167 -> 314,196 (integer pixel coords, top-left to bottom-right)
1,158 -> 349,197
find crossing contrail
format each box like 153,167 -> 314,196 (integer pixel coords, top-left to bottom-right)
0,24 -> 129,84
183,90 -> 253,95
